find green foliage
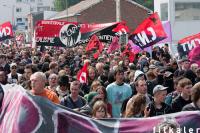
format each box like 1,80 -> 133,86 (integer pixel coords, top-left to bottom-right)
54,0 -> 81,11
133,0 -> 154,10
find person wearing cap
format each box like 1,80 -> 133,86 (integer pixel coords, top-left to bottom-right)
147,85 -> 172,117
172,78 -> 192,112
7,63 -> 22,84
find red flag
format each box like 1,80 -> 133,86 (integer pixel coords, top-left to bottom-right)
188,44 -> 200,66
77,63 -> 89,84
93,42 -> 104,59
86,35 -> 104,59
178,32 -> 200,45
129,12 -> 167,49
122,43 -> 135,62
107,37 -> 120,54
0,21 -> 14,41
86,35 -> 99,51
112,22 -> 130,35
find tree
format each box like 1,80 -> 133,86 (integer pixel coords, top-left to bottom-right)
54,0 -> 81,11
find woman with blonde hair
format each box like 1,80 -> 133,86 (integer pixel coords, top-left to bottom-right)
125,94 -> 149,118
92,100 -> 108,119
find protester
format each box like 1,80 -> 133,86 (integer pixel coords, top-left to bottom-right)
20,64 -> 38,90
47,73 -> 58,92
55,75 -> 70,100
0,54 -> 10,74
182,82 -> 200,111
30,72 -> 60,104
0,70 -> 7,85
106,66 -> 132,118
148,85 -> 172,117
172,78 -> 193,112
92,100 -> 108,119
7,63 -> 22,84
195,68 -> 200,83
125,94 -> 149,118
60,80 -> 86,110
165,76 -> 184,105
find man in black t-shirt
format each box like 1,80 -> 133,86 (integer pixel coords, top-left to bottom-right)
172,78 -> 192,112
148,85 -> 172,117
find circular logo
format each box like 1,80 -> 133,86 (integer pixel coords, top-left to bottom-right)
59,24 -> 81,47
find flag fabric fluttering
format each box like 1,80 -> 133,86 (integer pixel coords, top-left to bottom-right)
85,35 -> 99,52
122,43 -> 135,62
0,21 -> 14,41
129,12 -> 167,49
86,35 -> 104,59
112,22 -> 130,36
77,62 -> 89,84
107,36 -> 120,54
157,21 -> 172,44
188,44 -> 200,66
178,32 -> 200,45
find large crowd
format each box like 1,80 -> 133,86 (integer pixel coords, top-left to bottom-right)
0,43 -> 200,119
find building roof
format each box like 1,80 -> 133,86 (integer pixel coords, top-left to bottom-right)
50,0 -> 152,20
50,0 -> 103,20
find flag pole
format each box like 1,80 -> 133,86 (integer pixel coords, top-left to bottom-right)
116,0 -> 121,22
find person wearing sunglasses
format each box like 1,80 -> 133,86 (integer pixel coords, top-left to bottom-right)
7,63 -> 22,84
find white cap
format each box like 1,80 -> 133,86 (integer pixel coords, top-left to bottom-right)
153,85 -> 168,95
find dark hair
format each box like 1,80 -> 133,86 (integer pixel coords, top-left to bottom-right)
25,64 -> 38,73
58,75 -> 69,86
191,82 -> 200,103
178,78 -> 192,88
114,66 -> 124,76
135,78 -> 146,87
96,85 -> 107,102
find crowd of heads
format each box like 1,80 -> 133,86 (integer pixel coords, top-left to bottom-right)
0,43 -> 200,120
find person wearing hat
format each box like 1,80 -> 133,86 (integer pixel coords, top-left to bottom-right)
147,85 -> 172,117
7,63 -> 22,84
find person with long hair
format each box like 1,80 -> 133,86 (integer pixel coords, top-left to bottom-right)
125,94 -> 149,118
92,100 -> 108,119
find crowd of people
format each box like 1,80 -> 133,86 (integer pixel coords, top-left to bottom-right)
0,42 -> 200,119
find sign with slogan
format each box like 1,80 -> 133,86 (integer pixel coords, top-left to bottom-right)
1,84 -> 200,133
129,12 -> 167,49
0,21 -> 13,41
35,20 -> 125,47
